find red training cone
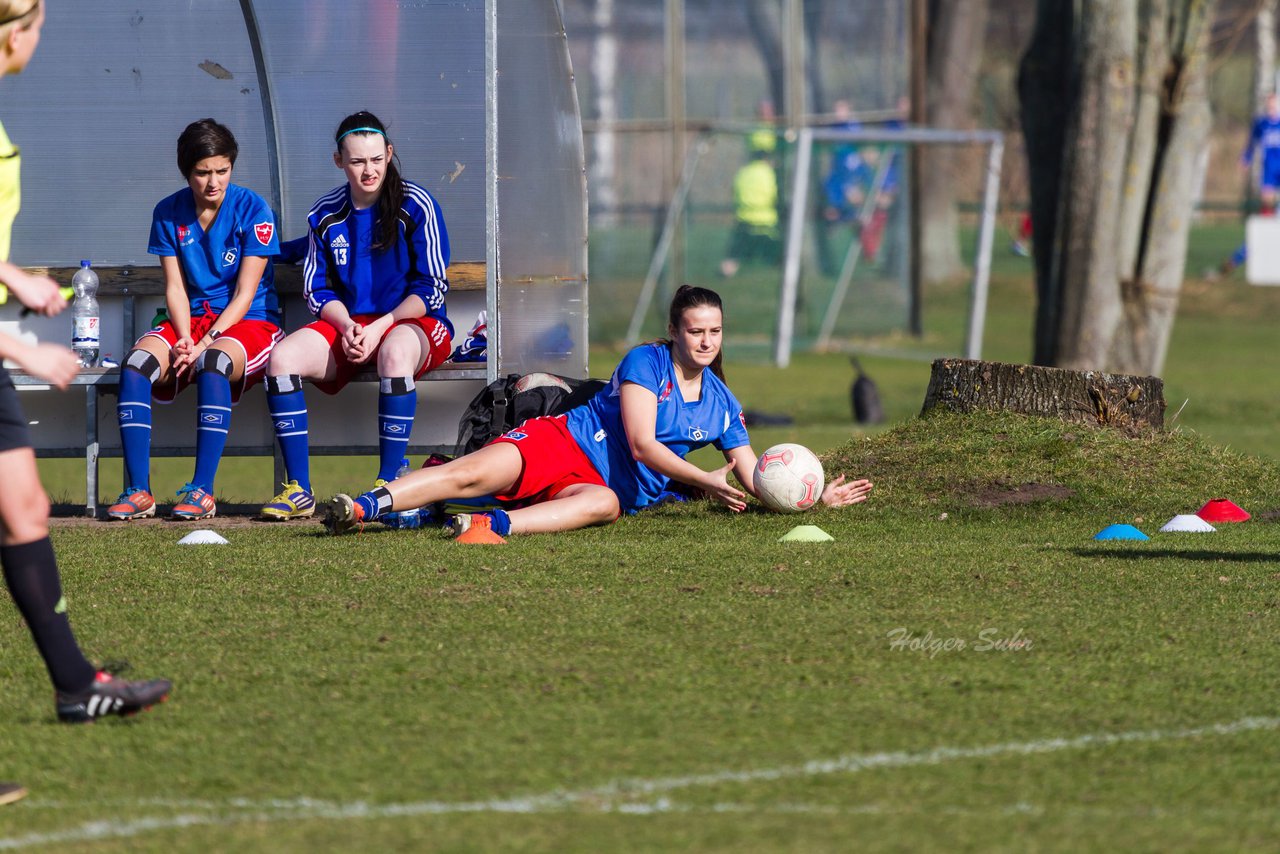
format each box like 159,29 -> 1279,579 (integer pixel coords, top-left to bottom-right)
1196,498 -> 1250,523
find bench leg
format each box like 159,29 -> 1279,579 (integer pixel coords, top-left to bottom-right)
272,444 -> 285,498
85,385 -> 99,518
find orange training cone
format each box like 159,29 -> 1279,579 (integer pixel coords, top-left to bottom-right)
455,526 -> 508,544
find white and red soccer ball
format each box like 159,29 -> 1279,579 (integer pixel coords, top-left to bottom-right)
753,443 -> 824,513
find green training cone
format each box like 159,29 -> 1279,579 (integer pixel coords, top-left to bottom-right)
778,525 -> 834,542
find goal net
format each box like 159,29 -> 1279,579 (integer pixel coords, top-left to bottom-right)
615,125 -> 1005,368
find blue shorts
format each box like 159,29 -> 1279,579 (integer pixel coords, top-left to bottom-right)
1261,165 -> 1280,193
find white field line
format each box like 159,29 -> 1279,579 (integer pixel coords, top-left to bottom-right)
1,715 -> 1275,850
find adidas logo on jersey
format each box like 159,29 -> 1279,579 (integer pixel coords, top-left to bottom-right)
330,234 -> 349,249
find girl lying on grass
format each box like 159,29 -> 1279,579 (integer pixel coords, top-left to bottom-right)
325,285 -> 873,540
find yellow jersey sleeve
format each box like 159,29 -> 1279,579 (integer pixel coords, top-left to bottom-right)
0,120 -> 21,263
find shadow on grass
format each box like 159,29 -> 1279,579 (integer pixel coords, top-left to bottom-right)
1070,548 -> 1280,563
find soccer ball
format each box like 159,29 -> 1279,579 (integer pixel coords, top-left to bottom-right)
514,372 -> 571,394
753,443 -> 824,513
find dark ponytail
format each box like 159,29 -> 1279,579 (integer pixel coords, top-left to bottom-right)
661,284 -> 726,381
335,111 -> 404,250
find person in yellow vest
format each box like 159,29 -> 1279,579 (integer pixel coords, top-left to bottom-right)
0,0 -> 171,760
720,144 -> 781,278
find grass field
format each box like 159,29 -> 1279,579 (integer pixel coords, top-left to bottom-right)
5,224 -> 1280,850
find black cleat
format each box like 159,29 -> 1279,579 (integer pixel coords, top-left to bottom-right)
56,671 -> 172,724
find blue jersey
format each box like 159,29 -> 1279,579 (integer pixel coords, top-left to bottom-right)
148,183 -> 281,324
824,120 -> 900,216
565,343 -> 751,513
1245,115 -> 1280,188
1244,115 -> 1280,172
303,180 -> 451,336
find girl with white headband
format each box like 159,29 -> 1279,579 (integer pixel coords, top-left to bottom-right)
261,111 -> 452,520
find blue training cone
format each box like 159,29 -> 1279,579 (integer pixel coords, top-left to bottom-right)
1093,523 -> 1149,541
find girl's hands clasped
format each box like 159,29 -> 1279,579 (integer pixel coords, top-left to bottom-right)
171,336 -> 199,379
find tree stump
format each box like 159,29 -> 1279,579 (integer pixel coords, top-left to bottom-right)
921,359 -> 1165,435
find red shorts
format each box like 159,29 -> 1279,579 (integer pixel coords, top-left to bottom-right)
303,314 -> 452,395
490,414 -> 611,506
140,313 -> 282,404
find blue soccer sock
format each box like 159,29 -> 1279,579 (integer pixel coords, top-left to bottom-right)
191,367 -> 232,494
266,375 -> 312,494
485,508 -> 512,536
377,377 -> 416,482
1231,242 -> 1247,267
355,486 -> 394,522
117,365 -> 154,493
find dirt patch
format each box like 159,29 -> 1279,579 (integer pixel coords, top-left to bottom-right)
969,481 -> 1075,509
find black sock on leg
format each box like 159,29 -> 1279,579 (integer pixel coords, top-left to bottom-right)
2,538 -> 97,694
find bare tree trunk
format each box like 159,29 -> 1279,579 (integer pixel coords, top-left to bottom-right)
922,358 -> 1165,435
745,0 -> 785,119
588,0 -> 619,227
1256,0 -> 1277,110
805,2 -> 826,113
1019,0 -> 1216,375
922,0 -> 990,283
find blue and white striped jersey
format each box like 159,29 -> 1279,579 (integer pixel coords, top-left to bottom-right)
303,180 -> 451,336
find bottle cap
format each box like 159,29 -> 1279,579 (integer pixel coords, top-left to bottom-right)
80,260 -> 91,267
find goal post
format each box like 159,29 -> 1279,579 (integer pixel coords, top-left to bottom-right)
775,126 -> 1006,367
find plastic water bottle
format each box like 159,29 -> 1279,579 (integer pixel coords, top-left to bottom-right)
71,260 -> 100,367
385,458 -> 421,529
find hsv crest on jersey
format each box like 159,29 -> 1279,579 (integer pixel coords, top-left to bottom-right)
504,430 -> 528,441
223,248 -> 238,267
254,222 -> 274,245
688,426 -> 706,442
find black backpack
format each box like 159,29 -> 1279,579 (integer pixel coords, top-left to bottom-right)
455,372 -> 607,457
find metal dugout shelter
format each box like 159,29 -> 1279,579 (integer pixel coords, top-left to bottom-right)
0,0 -> 588,513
